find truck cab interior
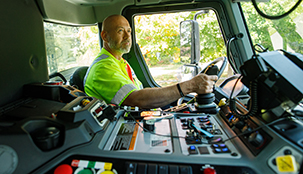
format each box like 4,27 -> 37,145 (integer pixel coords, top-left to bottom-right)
1,0 -> 303,174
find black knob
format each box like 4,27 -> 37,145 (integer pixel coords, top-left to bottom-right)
284,149 -> 292,155
143,119 -> 155,132
248,132 -> 264,147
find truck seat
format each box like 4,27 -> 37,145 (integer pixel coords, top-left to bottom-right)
70,66 -> 89,92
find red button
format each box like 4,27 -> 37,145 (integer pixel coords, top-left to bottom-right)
183,111 -> 190,113
54,164 -> 73,174
203,167 -> 216,174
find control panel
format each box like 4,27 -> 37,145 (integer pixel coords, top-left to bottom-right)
218,102 -> 272,156
175,113 -> 241,158
104,117 -> 173,154
1,84 -> 303,174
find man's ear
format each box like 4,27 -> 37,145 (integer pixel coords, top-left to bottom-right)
101,31 -> 108,42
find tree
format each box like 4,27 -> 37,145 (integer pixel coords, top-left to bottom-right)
134,1 -> 303,69
135,11 -> 227,67
242,0 -> 303,54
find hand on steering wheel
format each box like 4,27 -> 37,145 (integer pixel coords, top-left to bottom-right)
177,57 -> 227,105
199,56 -> 227,78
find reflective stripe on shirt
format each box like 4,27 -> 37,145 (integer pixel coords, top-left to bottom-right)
111,83 -> 137,104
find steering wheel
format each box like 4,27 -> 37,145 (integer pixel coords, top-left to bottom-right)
177,56 -> 227,106
49,72 -> 67,84
199,56 -> 227,78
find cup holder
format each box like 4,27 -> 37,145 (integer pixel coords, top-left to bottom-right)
32,126 -> 61,151
22,119 -> 64,151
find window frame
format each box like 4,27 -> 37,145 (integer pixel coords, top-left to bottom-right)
123,1 -> 250,88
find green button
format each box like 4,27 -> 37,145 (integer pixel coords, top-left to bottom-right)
78,168 -> 93,174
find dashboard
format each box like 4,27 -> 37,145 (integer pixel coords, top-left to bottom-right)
0,83 -> 302,174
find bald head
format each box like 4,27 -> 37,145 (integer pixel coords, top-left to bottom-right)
101,15 -> 132,59
102,15 -> 128,32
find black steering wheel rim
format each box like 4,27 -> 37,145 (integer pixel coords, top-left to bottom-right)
177,56 -> 228,106
49,72 -> 67,84
199,56 -> 227,78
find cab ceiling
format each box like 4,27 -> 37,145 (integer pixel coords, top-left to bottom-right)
37,0 -> 168,25
65,0 -> 133,5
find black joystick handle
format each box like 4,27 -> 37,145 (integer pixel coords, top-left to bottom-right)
197,65 -> 218,105
204,64 -> 219,76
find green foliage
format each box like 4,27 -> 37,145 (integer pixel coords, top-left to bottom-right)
134,0 -> 303,69
45,0 -> 303,77
135,11 -> 227,67
242,1 -> 303,53
196,11 -> 226,62
133,1 -> 303,86
135,13 -> 184,66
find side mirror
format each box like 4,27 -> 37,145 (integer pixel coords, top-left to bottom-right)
180,20 -> 200,64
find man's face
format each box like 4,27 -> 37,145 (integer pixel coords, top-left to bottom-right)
106,17 -> 132,54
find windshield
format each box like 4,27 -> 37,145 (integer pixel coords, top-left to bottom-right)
134,10 -> 230,87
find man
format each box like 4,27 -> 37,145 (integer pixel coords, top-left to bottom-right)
84,15 -> 218,109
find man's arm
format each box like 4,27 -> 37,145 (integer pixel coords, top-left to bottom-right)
122,73 -> 218,109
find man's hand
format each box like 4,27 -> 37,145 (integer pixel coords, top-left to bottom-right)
122,73 -> 218,109
189,73 -> 218,94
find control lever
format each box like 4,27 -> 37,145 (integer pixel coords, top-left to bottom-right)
143,114 -> 173,132
195,64 -> 219,113
191,123 -> 214,139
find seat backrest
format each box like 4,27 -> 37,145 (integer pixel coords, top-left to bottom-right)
70,66 -> 89,92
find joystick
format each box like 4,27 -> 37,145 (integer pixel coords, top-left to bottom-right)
195,93 -> 218,114
194,63 -> 220,114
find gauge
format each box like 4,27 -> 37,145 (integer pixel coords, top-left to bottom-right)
0,145 -> 18,174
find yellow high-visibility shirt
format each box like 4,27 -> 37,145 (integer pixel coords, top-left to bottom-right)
84,48 -> 143,105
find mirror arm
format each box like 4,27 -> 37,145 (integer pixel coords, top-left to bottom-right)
184,63 -> 201,76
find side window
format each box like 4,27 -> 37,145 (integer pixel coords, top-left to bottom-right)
134,10 -> 232,87
44,22 -> 100,75
241,1 -> 303,55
